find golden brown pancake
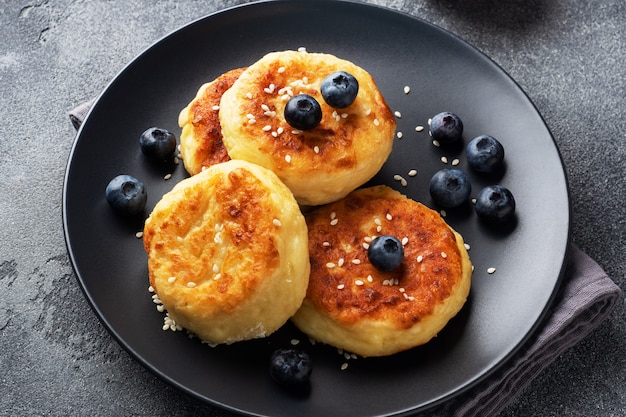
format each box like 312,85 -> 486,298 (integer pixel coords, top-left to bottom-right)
178,68 -> 245,175
143,159 -> 310,345
219,50 -> 396,206
291,185 -> 472,357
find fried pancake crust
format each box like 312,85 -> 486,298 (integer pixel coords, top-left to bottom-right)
219,50 -> 396,206
292,185 -> 472,356
178,68 -> 245,175
143,159 -> 310,345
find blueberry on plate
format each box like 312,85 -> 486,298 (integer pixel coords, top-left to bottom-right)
139,127 -> 177,160
429,112 -> 464,145
320,71 -> 359,108
105,174 -> 147,216
367,235 -> 404,272
269,349 -> 312,387
284,94 -> 322,131
474,185 -> 516,223
466,135 -> 505,173
429,169 -> 472,208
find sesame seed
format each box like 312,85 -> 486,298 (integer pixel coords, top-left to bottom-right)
362,242 -> 370,249
487,267 -> 497,274
148,285 -> 155,293
364,236 -> 372,243
277,127 -> 284,134
326,262 -> 336,268
292,129 -> 302,135
441,156 -> 448,164
213,264 -> 219,273
246,92 -> 252,99
464,243 -> 471,250
367,275 -> 373,283
261,104 -> 270,111
383,279 -> 391,286
337,258 -> 345,267
402,237 -> 409,246
247,118 -> 256,125
365,108 -> 372,116
394,111 -> 402,118
397,131 -> 404,139
302,76 -> 308,84
373,118 -> 380,126
323,241 -> 331,247
290,339 -> 300,345
168,276 -> 176,283
273,218 -> 282,227
376,225 -> 382,233
433,140 -> 441,147
343,352 -> 352,360
428,118 -> 432,125
403,293 -> 409,299
441,252 -> 447,258
386,213 -> 393,221
355,279 -> 364,286
174,156 -> 180,165
246,113 -> 255,119
214,273 -> 222,280
374,218 -> 382,226
399,287 -> 405,293
264,83 -> 275,94
314,145 -> 320,154
352,259 -> 361,266
404,86 -> 411,94
471,198 -> 477,204
330,218 -> 339,226
187,282 -> 196,288
417,255 -> 423,262
157,304 -> 165,312
164,173 -> 172,180
415,125 -> 424,132
277,66 -> 286,73
452,158 -> 460,166
337,284 -> 345,290
212,105 -> 220,111
341,363 -> 349,370
262,125 -> 272,131
271,131 -> 278,137
285,155 -> 291,163
135,231 -> 143,239
214,232 -> 222,244
440,210 -> 447,217
330,211 -> 337,220
393,174 -> 408,187
408,169 -> 417,177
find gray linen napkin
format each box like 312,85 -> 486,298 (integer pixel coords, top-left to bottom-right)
69,101 -> 622,416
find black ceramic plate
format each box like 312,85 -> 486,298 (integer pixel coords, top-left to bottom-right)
63,1 -> 570,416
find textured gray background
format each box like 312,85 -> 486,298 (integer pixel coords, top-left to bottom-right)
1,0 -> 624,416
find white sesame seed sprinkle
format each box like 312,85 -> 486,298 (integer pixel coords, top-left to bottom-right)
373,118 -> 380,126
355,279 -> 364,286
135,231 -> 143,239
404,86 -> 411,94
285,154 -> 291,163
148,285 -> 155,293
213,264 -> 219,273
408,169 -> 417,177
341,363 -> 349,370
164,173 -> 172,180
187,282 -> 196,288
399,287 -> 405,293
168,276 -> 176,283
246,92 -> 252,99
441,156 -> 448,164
376,225 -> 382,233
330,211 -> 337,220
452,158 -> 460,166
472,198 -> 477,205
417,255 -> 423,263
247,118 -> 256,125
290,339 -> 300,345
337,258 -> 345,267
212,105 -> 220,111
386,213 -> 393,221
330,218 -> 339,226
362,242 -> 370,249
214,273 -> 222,280
157,304 -> 165,312
374,218 -> 382,226
415,125 -> 424,132
323,241 -> 331,247
273,218 -> 282,227
433,140 -> 441,147
314,145 -> 320,154
337,283 -> 345,289
441,252 -> 448,258
351,259 -> 361,265
394,111 -> 402,118
402,237 -> 409,246
365,108 -> 372,116
464,243 -> 471,250
367,275 -> 373,283
364,236 -> 372,243
440,210 -> 447,217
277,66 -> 286,73
487,267 -> 497,274
262,125 -> 272,131
397,131 -> 404,139
326,262 -> 336,268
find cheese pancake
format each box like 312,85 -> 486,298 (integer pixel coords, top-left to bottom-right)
219,50 -> 396,206
178,68 -> 245,175
143,159 -> 310,345
292,185 -> 472,357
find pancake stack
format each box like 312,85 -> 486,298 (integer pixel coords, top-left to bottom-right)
144,49 -> 471,353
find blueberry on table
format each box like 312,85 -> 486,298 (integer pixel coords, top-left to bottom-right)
139,127 -> 177,160
474,185 -> 516,223
269,349 -> 312,387
429,169 -> 472,208
368,235 -> 404,272
466,135 -> 505,173
105,174 -> 147,216
320,71 -> 359,108
429,112 -> 464,145
284,94 -> 322,131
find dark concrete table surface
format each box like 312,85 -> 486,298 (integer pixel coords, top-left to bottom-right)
1,1 -> 624,416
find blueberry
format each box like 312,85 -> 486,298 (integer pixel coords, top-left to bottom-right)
139,127 -> 177,160
429,169 -> 472,208
474,185 -> 516,223
367,235 -> 404,272
284,94 -> 322,130
429,112 -> 464,145
466,135 -> 505,173
269,349 -> 312,387
105,174 -> 147,216
320,71 -> 359,108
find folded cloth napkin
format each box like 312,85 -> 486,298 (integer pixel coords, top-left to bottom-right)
69,101 -> 622,417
